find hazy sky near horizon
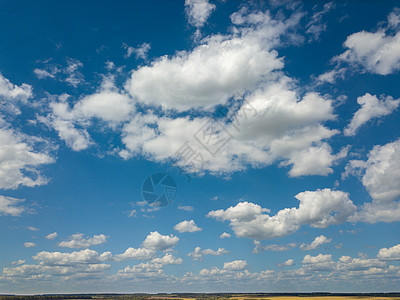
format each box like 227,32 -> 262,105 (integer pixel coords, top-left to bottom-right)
1,0 -> 400,294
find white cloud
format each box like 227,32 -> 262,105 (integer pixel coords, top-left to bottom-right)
27,226 -> 39,231
208,189 -> 356,239
300,235 -> 332,251
151,253 -> 183,265
44,76 -> 134,151
123,42 -> 151,60
279,259 -> 294,267
45,232 -> 58,240
33,249 -> 110,266
188,247 -> 229,260
377,244 -> 400,261
34,58 -> 84,87
11,259 -> 25,265
178,205 -> 194,212
185,0 -> 216,28
113,247 -> 156,262
302,253 -> 335,271
0,74 -> 32,114
0,127 -> 54,189
50,118 -> 92,151
335,9 -> 400,75
305,2 -> 335,41
253,241 -> 297,253
58,233 -> 107,249
0,196 -> 26,216
219,232 -> 231,239
124,9 -> 301,111
223,260 -> 248,271
174,220 -> 202,233
23,242 -> 36,248
345,138 -> 400,223
141,231 -> 179,251
344,93 -> 400,136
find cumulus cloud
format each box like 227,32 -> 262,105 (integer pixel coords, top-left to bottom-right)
121,75 -> 344,175
33,249 -> 110,266
0,196 -> 26,216
300,235 -> 332,251
0,127 -> 54,190
188,247 -> 229,260
185,0 -> 215,28
377,244 -> 400,261
58,233 -> 108,249
43,76 -> 134,151
208,189 -> 356,239
124,9 -> 301,111
344,93 -> 400,136
223,260 -> 248,271
335,9 -> 400,75
141,231 -> 179,251
23,242 -> 36,248
345,138 -> 400,223
174,220 -> 202,233
279,259 -> 294,267
0,74 -> 32,114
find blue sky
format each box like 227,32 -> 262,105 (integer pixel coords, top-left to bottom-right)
1,0 -> 400,294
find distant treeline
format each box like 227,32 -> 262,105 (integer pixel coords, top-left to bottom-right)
1,293 -> 400,300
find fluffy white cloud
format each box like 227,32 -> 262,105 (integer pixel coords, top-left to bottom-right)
0,196 -> 25,216
185,0 -> 215,28
23,242 -> 36,248
219,232 -> 231,239
141,231 -> 179,251
345,138 -> 400,223
302,253 -> 335,271
33,249 -> 110,266
44,76 -> 134,151
336,9 -> 400,75
300,235 -> 332,251
279,259 -> 294,267
58,233 -> 107,249
45,232 -> 58,240
0,74 -> 32,114
113,248 -> 156,262
337,256 -> 386,271
151,253 -> 183,265
377,244 -> 400,261
208,189 -> 356,239
0,74 -> 32,100
50,118 -> 92,151
121,76 -> 344,176
223,260 -> 248,271
174,220 -> 202,233
344,93 -> 400,136
188,247 -> 229,260
124,8 -> 303,111
0,127 -> 54,189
